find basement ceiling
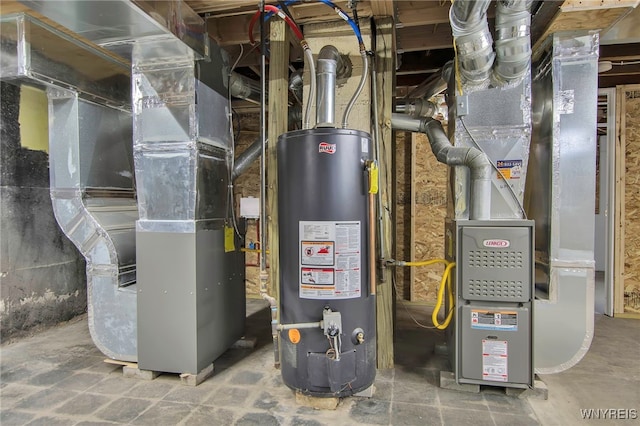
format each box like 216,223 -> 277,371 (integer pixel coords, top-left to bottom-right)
186,0 -> 640,93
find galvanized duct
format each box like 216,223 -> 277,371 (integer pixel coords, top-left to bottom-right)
229,72 -> 262,104
48,91 -> 139,361
0,14 -> 138,361
493,0 -> 533,85
391,114 -> 492,220
528,32 -> 598,374
449,0 -> 494,88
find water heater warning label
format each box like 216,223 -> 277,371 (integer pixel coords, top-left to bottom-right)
299,221 -> 361,300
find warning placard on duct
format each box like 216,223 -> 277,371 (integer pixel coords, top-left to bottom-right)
482,339 -> 508,382
299,221 -> 361,300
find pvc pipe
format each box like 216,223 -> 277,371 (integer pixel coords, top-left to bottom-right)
390,114 -> 492,220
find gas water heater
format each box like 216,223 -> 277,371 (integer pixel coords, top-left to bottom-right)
277,128 -> 376,397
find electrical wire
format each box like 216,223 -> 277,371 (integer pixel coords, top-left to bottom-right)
459,117 -> 528,219
227,46 -> 245,239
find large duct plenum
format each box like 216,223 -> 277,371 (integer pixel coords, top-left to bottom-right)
132,37 -> 246,374
1,14 -> 138,361
446,0 -> 533,217
493,0 -> 533,85
450,0 -> 494,89
447,75 -> 532,219
48,90 -> 138,361
527,32 -> 599,374
18,0 -> 209,61
391,114 -> 492,220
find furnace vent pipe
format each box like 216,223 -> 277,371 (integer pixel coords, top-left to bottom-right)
316,45 -> 342,127
449,0 -> 494,87
493,0 -> 533,85
395,98 -> 438,118
391,114 -> 491,220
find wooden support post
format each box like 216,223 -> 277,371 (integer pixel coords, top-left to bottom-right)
409,132 -> 417,301
374,17 -> 395,369
267,20 -> 290,311
614,85 -> 625,315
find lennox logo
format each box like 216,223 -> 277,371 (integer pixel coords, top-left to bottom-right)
483,239 -> 510,248
318,142 -> 337,154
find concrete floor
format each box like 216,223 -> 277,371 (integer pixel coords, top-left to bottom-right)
1,299 -> 638,425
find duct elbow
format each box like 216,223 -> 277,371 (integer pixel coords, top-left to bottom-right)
449,0 -> 495,87
493,0 -> 533,85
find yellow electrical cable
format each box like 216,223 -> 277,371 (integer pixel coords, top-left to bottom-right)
397,258 -> 456,329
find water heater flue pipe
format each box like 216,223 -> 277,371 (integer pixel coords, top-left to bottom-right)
391,114 -> 492,220
316,45 -> 342,127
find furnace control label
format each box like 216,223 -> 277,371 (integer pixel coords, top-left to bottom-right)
496,159 -> 522,180
299,221 -> 361,300
482,339 -> 508,382
471,310 -> 518,331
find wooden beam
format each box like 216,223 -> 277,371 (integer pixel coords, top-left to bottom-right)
374,16 -> 395,370
532,1 -> 637,56
600,43 -> 640,61
396,1 -> 495,28
396,23 -> 457,52
370,0 -> 395,17
267,20 -> 290,322
409,132 -> 417,301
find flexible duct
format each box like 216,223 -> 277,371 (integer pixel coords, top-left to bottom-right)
493,0 -> 533,85
449,0 -> 494,87
391,114 -> 492,220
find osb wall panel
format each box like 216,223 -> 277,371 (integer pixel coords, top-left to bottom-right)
395,131 -> 448,302
624,91 -> 640,314
233,113 -> 262,298
395,131 -> 411,300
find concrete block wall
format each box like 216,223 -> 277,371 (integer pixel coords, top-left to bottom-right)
0,82 -> 86,340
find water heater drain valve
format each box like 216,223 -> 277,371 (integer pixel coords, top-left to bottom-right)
323,308 -> 342,337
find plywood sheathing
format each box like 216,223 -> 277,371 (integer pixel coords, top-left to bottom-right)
623,88 -> 640,314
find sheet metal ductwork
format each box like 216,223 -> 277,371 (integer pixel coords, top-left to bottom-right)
1,14 -> 138,361
527,32 -> 599,374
